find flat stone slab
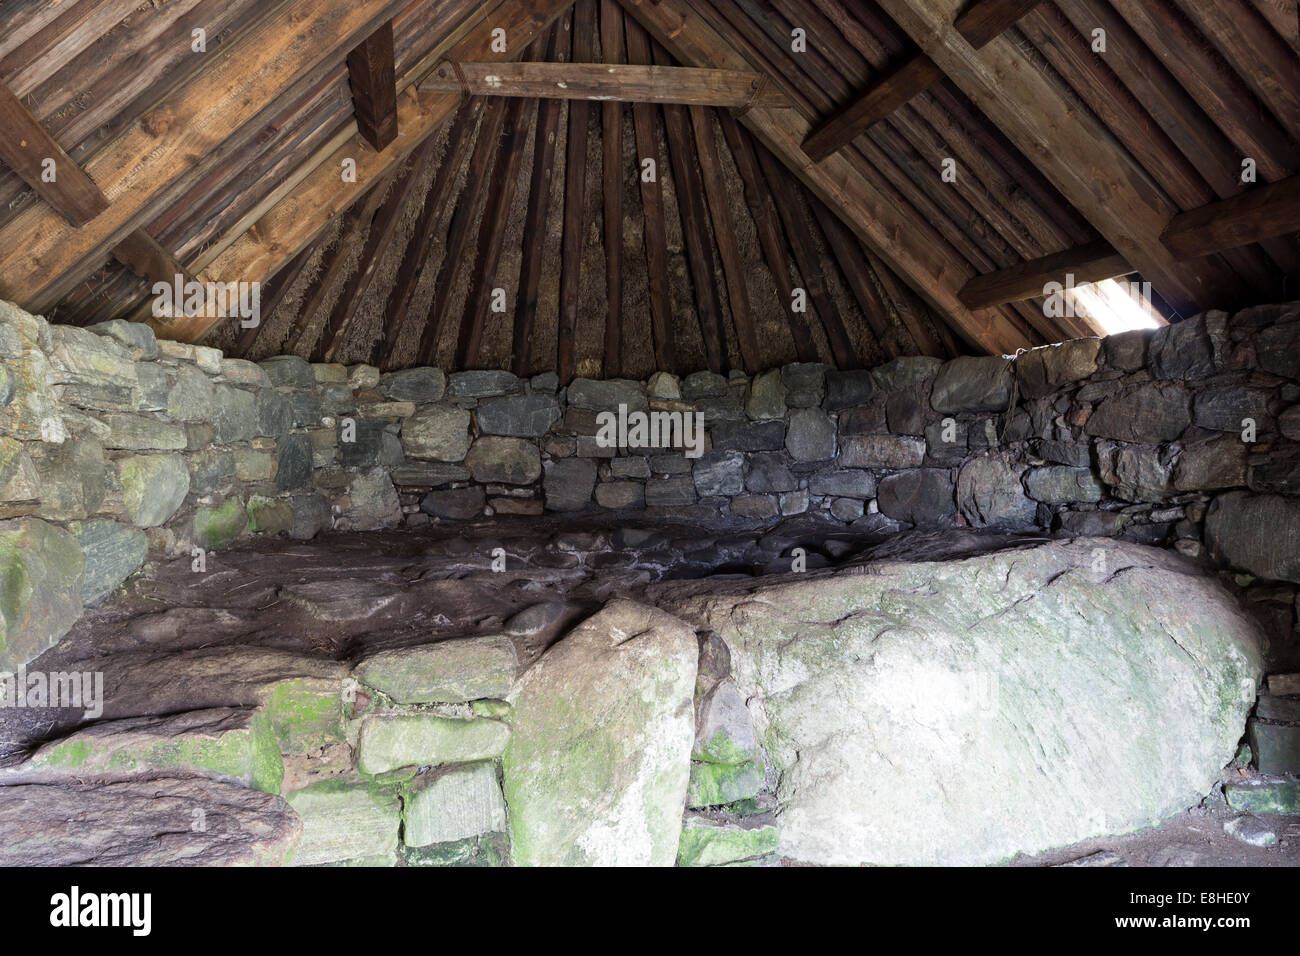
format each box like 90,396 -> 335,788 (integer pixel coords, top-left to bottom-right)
405,760 -> 507,847
286,779 -> 401,866
0,777 -> 300,865
657,537 -> 1264,865
676,817 -> 779,866
356,714 -> 510,774
353,635 -> 517,703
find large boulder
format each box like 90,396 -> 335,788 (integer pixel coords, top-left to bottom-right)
0,517 -> 85,670
656,537 -> 1263,865
503,600 -> 697,866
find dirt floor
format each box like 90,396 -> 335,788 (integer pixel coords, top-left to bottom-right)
5,516 -> 1297,867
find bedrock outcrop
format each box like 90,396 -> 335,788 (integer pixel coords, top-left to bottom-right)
656,537 -> 1264,866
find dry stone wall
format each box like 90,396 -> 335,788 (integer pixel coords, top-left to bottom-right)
1,298 -> 1299,676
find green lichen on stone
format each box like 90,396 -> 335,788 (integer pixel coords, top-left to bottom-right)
264,678 -> 343,751
470,699 -> 512,721
687,758 -> 762,808
43,738 -> 91,768
1224,781 -> 1300,815
246,496 -> 294,535
193,497 -> 248,550
402,831 -> 510,867
676,818 -> 779,866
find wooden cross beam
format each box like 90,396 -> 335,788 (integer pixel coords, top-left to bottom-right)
1161,174 -> 1300,262
802,0 -> 1042,163
958,239 -> 1132,310
418,60 -> 787,109
346,21 -> 399,151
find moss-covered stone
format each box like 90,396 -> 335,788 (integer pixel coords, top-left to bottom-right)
246,495 -> 294,535
676,817 -> 779,866
193,497 -> 248,549
1224,780 -> 1300,815
356,714 -> 510,775
0,517 -> 85,670
402,831 -> 510,867
470,699 -> 512,721
264,677 -> 344,751
688,759 -> 762,808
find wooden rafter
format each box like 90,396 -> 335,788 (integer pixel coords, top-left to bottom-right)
618,0 -> 1031,355
375,97 -> 485,369
0,0 -> 411,316
346,20 -> 399,152
180,0 -> 581,345
802,0 -> 1042,162
691,106 -> 761,373
871,0 -> 1242,318
512,17 -> 570,377
600,0 -> 625,377
624,14 -> 676,373
557,0 -> 596,384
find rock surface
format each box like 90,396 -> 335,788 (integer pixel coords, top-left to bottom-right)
657,537 -> 1263,865
503,599 -> 697,866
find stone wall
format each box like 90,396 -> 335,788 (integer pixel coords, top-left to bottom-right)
2,297 -> 1299,674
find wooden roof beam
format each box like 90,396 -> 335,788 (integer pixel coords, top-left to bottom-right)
1162,174 -> 1300,262
802,0 -> 1042,162
0,81 -> 107,225
618,0 -> 1033,355
418,61 -> 787,108
346,21 -> 399,152
958,239 -> 1132,310
872,0 -> 1241,318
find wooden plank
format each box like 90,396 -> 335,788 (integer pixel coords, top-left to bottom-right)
234,241 -> 317,356
870,0 -> 1241,317
190,0 -> 580,345
346,21 -> 399,151
600,0 -> 625,377
375,97 -> 485,368
656,38 -> 728,373
756,146 -> 857,368
0,0 -> 410,310
691,106 -> 761,373
415,93 -> 512,366
455,93 -> 533,368
958,239 -> 1132,309
624,15 -> 677,372
1108,0 -> 1299,183
0,0 -> 143,96
809,197 -> 910,359
802,0 -> 1042,162
557,0 -> 597,384
718,112 -> 817,363
621,0 -> 1031,354
1162,175 -> 1300,261
315,136 -> 440,361
281,177 -> 392,355
418,61 -> 786,108
512,17 -> 570,377
0,81 -> 108,225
